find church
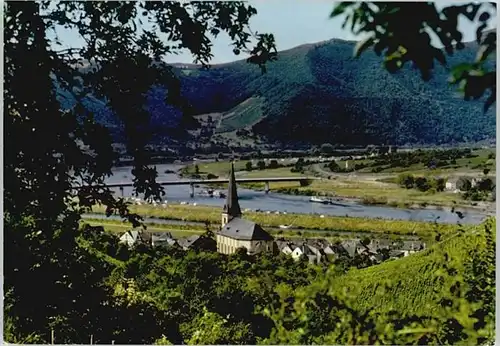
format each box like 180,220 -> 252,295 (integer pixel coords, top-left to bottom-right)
216,163 -> 274,255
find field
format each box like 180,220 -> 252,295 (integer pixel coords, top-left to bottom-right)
335,148 -> 496,175
182,148 -> 496,210
244,178 -> 465,208
184,160 -> 301,177
215,97 -> 265,133
89,203 -> 459,240
338,220 -> 493,316
82,218 -> 358,243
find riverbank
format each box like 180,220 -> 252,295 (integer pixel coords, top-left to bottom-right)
89,203 -> 463,240
183,161 -> 495,213
82,216 -> 423,244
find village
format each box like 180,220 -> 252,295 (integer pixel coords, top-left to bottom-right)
118,164 -> 426,265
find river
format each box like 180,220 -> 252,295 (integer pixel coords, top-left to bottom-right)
105,164 -> 488,225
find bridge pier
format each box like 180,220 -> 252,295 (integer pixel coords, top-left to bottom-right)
189,183 -> 194,198
264,181 -> 270,194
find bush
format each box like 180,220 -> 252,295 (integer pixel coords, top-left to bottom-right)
456,177 -> 472,192
268,159 -> 280,169
477,178 -> 494,192
398,174 -> 415,189
361,196 -> 388,205
434,178 -> 446,192
328,161 -> 341,172
415,177 -> 431,192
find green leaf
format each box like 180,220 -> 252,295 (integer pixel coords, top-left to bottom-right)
353,35 -> 375,58
330,2 -> 354,18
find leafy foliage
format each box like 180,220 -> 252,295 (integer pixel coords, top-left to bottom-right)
4,1 -> 275,343
261,220 -> 495,345
4,1 -> 496,344
331,2 -> 497,111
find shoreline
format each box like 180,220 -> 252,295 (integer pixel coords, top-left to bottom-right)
114,163 -> 495,217
198,183 -> 495,216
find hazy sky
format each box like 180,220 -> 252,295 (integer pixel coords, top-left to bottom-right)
52,0 -> 493,64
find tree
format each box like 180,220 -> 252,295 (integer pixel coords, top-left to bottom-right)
4,1 -> 276,342
457,177 -> 473,192
245,161 -> 253,171
328,160 -> 341,173
268,159 -> 280,169
415,177 -> 431,192
483,168 -> 491,176
477,178 -> 494,192
435,177 -> 447,192
398,174 -> 415,189
320,143 -> 334,154
331,2 -> 496,111
194,165 -> 200,175
257,160 -> 266,170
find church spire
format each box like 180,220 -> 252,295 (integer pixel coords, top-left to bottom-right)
223,162 -> 242,218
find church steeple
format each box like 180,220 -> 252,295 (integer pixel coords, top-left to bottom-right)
222,162 -> 241,226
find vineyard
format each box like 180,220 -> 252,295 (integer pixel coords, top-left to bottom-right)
336,223 -> 490,316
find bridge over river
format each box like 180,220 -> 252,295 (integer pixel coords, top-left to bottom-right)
79,176 -> 319,197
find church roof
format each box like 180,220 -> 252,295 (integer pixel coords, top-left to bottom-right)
218,217 -> 274,241
223,162 -> 242,217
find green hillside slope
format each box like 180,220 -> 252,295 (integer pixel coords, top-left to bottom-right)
177,38 -> 495,147
339,220 -> 494,316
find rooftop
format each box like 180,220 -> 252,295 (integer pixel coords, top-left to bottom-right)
218,217 -> 274,241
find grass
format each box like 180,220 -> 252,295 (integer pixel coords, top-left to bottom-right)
82,218 -> 207,237
183,157 -> 493,208
184,161 -> 303,178
245,178 -> 464,208
239,167 -> 305,178
216,97 -> 264,133
336,148 -> 496,175
90,203 -> 459,239
184,160 -> 250,177
338,220 -> 492,316
83,218 -> 357,242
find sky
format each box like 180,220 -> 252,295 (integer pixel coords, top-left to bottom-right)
53,0 -> 494,65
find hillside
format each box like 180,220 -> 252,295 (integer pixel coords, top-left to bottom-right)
59,37 -> 496,150
337,220 -> 494,316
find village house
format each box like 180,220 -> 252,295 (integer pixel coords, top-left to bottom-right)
216,163 -> 274,255
178,235 -> 216,251
322,245 -> 338,261
119,230 -> 153,247
340,239 -> 361,258
290,243 -> 323,264
119,230 -> 178,248
276,240 -> 295,256
445,178 -> 460,193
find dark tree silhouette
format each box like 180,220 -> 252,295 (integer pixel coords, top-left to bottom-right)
4,1 -> 276,342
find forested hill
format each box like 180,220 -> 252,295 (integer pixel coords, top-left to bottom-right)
60,37 -> 496,148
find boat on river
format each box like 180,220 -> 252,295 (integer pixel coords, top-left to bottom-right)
213,190 -> 226,199
199,189 -> 214,197
310,196 -> 330,204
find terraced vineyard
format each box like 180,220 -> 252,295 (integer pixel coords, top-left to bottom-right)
337,221 -> 492,316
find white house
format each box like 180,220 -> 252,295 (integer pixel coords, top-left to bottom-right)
119,230 -> 151,247
291,244 -> 323,264
281,244 -> 295,256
